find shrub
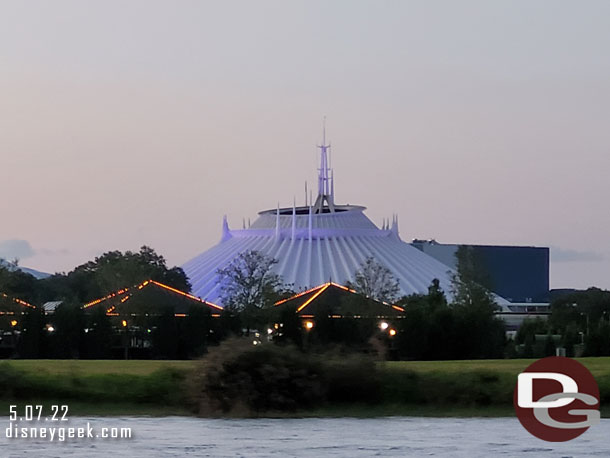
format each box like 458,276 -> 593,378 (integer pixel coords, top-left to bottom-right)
188,339 -> 381,415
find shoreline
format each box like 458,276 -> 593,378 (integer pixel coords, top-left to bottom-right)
3,401 -> 608,419
1,358 -> 608,419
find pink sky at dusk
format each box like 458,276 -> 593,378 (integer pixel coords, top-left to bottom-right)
1,0 -> 610,289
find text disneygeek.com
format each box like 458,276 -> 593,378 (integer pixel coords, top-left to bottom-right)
5,405 -> 132,442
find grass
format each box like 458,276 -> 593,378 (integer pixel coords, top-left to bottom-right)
0,357 -> 608,417
2,359 -> 195,376
383,357 -> 610,376
5,357 -> 609,377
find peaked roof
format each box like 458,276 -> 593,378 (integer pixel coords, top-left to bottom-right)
274,282 -> 405,318
82,279 -> 222,315
0,292 -> 36,310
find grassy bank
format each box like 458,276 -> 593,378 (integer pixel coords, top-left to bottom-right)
0,357 -> 608,417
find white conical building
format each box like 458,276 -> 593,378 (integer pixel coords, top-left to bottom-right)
183,131 -> 509,308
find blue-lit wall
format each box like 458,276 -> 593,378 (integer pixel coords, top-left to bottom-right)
411,241 -> 550,303
470,245 -> 549,303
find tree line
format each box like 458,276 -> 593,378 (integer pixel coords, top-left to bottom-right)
2,244 -> 605,360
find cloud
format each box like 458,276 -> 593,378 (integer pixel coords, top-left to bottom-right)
0,239 -> 35,260
551,246 -> 605,263
38,248 -> 70,256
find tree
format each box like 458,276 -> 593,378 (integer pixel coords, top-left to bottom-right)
152,307 -> 179,359
182,304 -> 212,357
43,246 -> 191,304
83,305 -> 113,359
18,307 -> 47,358
0,259 -> 38,304
396,280 -> 456,360
49,301 -> 85,358
451,246 -> 497,311
217,250 -> 286,332
450,246 -> 505,359
347,256 -> 400,304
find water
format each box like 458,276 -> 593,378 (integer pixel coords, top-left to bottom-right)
1,416 -> 608,457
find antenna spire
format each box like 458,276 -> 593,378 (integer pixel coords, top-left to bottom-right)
314,117 -> 336,214
322,115 -> 326,145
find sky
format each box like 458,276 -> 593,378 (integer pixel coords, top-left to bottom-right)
1,0 -> 609,289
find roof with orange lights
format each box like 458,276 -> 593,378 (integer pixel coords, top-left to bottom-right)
82,279 -> 222,316
274,282 -> 405,318
0,292 -> 36,310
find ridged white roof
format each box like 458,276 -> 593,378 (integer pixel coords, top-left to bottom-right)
182,205 -> 481,307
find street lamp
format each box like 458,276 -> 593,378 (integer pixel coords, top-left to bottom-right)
121,319 -> 129,360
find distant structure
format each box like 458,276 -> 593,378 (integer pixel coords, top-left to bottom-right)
182,127 -> 513,309
0,259 -> 49,279
410,240 -> 550,303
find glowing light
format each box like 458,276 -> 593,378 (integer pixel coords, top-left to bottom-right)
304,320 -> 314,330
297,284 -> 330,312
121,320 -> 128,327
330,282 -> 357,294
10,320 -> 17,327
252,340 -> 259,346
274,283 -> 328,306
46,325 -> 55,332
83,279 -> 223,312
267,328 -> 273,335
83,287 -> 131,308
1,292 -> 36,309
379,321 -> 389,331
274,282 -> 405,314
389,329 -> 397,337
149,280 -> 223,310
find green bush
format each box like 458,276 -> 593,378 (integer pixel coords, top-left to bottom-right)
188,339 -> 382,415
379,366 -> 515,407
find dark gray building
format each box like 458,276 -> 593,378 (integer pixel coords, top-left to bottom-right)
411,240 -> 550,303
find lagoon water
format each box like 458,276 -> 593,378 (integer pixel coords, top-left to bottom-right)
2,416 -> 608,457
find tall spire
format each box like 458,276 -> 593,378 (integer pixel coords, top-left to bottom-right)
275,203 -> 280,238
314,117 -> 336,214
391,213 -> 400,239
308,204 -> 313,241
291,197 -> 296,240
221,215 -> 231,242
